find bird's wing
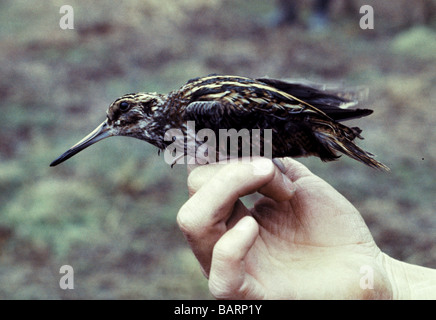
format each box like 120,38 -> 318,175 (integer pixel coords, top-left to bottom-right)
183,76 -> 373,127
184,101 -> 224,125
256,78 -> 373,121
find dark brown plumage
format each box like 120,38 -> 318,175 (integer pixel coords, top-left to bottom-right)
50,74 -> 389,170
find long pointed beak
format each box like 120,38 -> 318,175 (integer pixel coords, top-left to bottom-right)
50,120 -> 112,167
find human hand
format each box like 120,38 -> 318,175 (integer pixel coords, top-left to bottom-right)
177,158 -> 393,299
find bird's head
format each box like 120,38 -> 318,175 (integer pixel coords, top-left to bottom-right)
50,92 -> 166,167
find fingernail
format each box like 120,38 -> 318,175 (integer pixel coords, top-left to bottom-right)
251,158 -> 273,176
282,174 -> 296,194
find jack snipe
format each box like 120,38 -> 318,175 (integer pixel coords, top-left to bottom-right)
50,74 -> 388,170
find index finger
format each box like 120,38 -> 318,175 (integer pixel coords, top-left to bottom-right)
177,158 -> 296,275
187,158 -> 296,200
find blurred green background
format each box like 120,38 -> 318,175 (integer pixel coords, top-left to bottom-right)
0,0 -> 435,299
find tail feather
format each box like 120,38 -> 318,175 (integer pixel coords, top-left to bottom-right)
314,131 -> 390,171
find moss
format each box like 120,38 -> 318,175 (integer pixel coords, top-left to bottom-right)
391,26 -> 436,61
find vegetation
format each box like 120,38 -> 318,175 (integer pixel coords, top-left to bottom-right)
0,0 -> 435,299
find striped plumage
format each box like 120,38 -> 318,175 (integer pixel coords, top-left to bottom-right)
50,74 -> 388,170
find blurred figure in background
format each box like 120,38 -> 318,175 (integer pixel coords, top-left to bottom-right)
270,0 -> 331,30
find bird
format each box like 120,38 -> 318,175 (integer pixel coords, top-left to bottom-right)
50,74 -> 389,171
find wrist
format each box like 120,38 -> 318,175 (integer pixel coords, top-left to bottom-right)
381,252 -> 436,299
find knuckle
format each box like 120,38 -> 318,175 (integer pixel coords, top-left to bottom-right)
187,164 -> 219,194
186,168 -> 203,193
176,202 -> 214,239
176,202 -> 197,233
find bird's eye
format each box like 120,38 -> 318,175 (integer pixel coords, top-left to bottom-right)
119,101 -> 130,111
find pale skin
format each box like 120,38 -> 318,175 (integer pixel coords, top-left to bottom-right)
177,157 -> 436,299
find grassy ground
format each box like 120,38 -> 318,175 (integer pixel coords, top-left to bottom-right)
0,0 -> 435,299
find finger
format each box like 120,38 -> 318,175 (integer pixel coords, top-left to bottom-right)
180,158 -> 295,237
187,158 -> 296,201
178,160 -> 268,274
256,160 -> 296,202
208,216 -> 263,299
277,157 -> 314,181
188,157 -> 311,196
177,158 -> 296,274
186,163 -> 221,197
